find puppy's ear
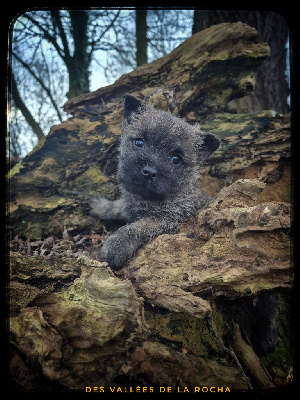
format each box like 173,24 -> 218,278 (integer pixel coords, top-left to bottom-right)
123,94 -> 146,123
196,132 -> 220,163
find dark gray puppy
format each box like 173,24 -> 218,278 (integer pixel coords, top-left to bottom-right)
90,94 -> 220,269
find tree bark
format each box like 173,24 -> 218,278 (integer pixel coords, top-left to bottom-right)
191,10 -> 289,114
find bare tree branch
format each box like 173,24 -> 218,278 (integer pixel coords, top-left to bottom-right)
24,14 -> 65,62
89,10 -> 121,57
50,10 -> 71,62
9,68 -> 45,141
13,52 -> 63,122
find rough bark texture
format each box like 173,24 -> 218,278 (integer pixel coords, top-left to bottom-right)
8,23 -> 292,392
192,11 -> 290,114
125,179 -> 291,303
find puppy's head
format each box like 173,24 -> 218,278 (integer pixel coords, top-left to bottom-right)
118,94 -> 219,201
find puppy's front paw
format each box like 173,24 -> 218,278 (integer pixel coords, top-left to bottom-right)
98,228 -> 137,269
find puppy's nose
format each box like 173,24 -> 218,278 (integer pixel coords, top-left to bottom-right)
141,166 -> 157,179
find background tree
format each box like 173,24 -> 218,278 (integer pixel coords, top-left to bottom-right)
51,10 -> 90,99
103,9 -> 192,82
136,9 -> 148,66
9,9 -> 122,161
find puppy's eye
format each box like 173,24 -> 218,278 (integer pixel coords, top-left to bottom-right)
134,138 -> 144,148
171,153 -> 183,166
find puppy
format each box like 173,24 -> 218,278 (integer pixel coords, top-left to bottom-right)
90,94 -> 220,269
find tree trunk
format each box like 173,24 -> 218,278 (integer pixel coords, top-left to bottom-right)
192,9 -> 208,34
8,22 -> 292,392
66,11 -> 90,99
135,9 -> 148,67
67,58 -> 90,99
